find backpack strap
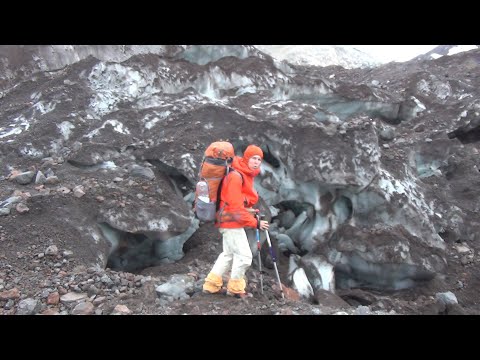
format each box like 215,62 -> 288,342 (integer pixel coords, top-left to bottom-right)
216,168 -> 243,207
204,156 -> 232,166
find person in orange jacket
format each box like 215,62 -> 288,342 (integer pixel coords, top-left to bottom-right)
202,144 -> 270,298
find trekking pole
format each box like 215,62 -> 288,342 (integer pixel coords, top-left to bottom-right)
255,213 -> 264,294
261,215 -> 285,300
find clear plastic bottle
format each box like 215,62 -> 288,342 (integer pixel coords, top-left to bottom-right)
196,180 -> 210,203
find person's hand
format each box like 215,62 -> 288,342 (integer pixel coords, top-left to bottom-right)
259,220 -> 269,231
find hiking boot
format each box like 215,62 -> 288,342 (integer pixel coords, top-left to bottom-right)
226,291 -> 253,299
203,288 -> 227,295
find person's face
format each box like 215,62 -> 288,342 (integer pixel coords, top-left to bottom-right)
248,155 -> 262,170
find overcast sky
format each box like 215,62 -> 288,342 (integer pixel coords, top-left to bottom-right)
346,45 -> 438,63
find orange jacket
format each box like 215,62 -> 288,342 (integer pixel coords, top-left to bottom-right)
216,156 -> 260,229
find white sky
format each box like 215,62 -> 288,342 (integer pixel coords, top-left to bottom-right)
344,45 -> 439,63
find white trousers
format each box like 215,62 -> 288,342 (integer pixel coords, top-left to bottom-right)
211,228 -> 253,280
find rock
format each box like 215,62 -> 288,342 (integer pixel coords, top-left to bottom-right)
0,208 -> 10,216
111,304 -> 132,315
60,292 -> 88,304
40,308 -> 60,315
413,123 -> 425,132
0,288 -> 20,300
71,301 -> 94,315
435,291 -> 458,305
56,186 -> 70,194
62,250 -> 73,258
35,171 -> 47,185
15,203 -> 29,214
47,292 -> 60,305
45,245 -> 58,256
92,296 -> 106,305
379,126 -> 395,141
128,165 -> 155,180
12,171 -> 35,185
45,176 -> 60,185
73,186 -> 85,198
17,298 -> 40,315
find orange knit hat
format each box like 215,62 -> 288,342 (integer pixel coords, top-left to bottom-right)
243,145 -> 263,161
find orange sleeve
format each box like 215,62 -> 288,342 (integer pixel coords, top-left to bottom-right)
221,172 -> 258,228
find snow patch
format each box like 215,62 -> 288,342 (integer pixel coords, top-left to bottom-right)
88,62 -> 156,116
145,111 -> 171,130
411,96 -> 426,110
99,161 -> 117,169
19,145 -> 44,158
34,101 -> 57,115
57,121 -> 75,140
148,218 -> 172,232
85,119 -> 130,139
378,168 -> 431,216
0,127 -> 23,138
447,45 -> 477,56
181,153 -> 196,169
0,114 -> 31,139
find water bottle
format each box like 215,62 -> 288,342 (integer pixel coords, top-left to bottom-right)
196,180 -> 210,203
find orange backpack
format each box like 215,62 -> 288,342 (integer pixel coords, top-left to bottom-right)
194,141 -> 236,222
